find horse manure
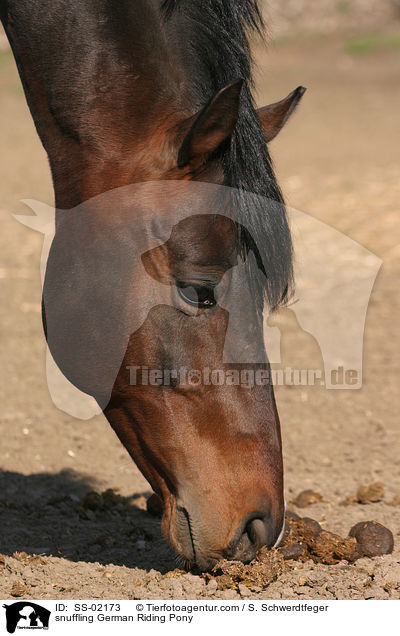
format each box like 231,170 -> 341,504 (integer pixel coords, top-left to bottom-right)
281,513 -> 322,549
310,531 -> 360,564
349,521 -> 394,557
81,491 -> 104,511
302,517 -> 323,537
286,510 -> 301,521
356,482 -> 385,504
280,542 -> 307,560
200,517 -> 393,591
340,481 -> 384,506
292,489 -> 324,508
102,488 -> 123,507
80,488 -> 123,513
11,552 -> 46,566
163,569 -> 186,579
209,551 -> 285,590
11,581 -> 29,597
12,551 -> 29,563
216,574 -> 235,591
28,555 -> 47,566
280,512 -> 393,564
280,510 -> 301,543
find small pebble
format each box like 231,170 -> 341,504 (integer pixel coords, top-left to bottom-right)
135,539 -> 146,551
238,582 -> 252,597
206,579 -> 218,594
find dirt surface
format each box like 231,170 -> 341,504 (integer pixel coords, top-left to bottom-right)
264,0 -> 399,37
1,31 -> 399,600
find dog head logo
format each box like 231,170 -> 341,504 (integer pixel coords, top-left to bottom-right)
3,602 -> 50,633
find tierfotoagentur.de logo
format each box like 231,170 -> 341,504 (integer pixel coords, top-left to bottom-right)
2,602 -> 50,634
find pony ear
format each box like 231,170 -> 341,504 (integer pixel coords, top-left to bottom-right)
257,86 -> 306,143
177,79 -> 244,169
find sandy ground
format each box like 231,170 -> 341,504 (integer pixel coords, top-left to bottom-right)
0,32 -> 399,600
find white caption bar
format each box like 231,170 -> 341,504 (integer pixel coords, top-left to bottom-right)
0,599 -> 396,635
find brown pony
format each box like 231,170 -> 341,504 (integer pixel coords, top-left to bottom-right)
1,0 -> 305,570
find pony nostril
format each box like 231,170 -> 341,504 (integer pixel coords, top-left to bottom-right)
246,517 -> 268,549
226,512 -> 275,562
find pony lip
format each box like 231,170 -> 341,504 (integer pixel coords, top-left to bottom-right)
168,501 -> 221,571
174,505 -> 197,564
162,496 -> 202,569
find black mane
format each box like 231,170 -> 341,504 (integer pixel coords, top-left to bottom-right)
162,0 -> 293,308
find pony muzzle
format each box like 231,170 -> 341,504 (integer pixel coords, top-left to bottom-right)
166,497 -> 284,571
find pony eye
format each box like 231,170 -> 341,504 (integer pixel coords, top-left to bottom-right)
177,282 -> 216,308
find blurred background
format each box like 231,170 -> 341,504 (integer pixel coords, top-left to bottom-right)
266,0 -> 400,36
0,1 -> 399,599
